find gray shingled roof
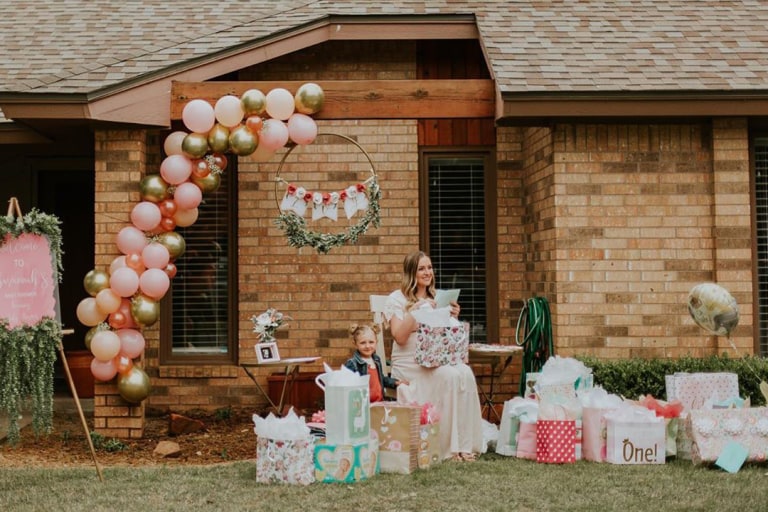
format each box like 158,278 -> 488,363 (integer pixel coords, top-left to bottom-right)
2,0 -> 768,97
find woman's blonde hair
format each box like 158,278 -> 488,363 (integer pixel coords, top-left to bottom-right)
400,250 -> 435,308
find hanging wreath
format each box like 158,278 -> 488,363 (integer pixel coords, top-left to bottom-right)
0,201 -> 63,444
273,133 -> 382,254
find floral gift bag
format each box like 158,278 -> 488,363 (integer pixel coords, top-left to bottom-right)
254,410 -> 315,485
414,322 -> 469,368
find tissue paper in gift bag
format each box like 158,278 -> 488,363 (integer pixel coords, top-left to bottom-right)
256,437 -> 315,485
496,397 -> 538,456
418,423 -> 441,469
687,407 -> 768,465
370,403 -> 421,474
314,435 -> 379,483
536,420 -> 577,464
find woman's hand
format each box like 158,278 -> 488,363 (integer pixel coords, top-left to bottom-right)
449,300 -> 461,318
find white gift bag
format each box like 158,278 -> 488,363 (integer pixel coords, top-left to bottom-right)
605,405 -> 665,465
315,364 -> 371,445
496,397 -> 538,456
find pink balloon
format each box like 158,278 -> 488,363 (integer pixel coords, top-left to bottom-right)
215,95 -> 245,127
173,207 -> 198,228
142,242 -> 170,269
259,119 -> 290,151
109,267 -> 140,297
95,287 -> 122,315
109,255 -> 127,275
265,88 -> 295,120
117,328 -> 146,359
117,299 -> 137,329
160,154 -> 193,185
91,357 -> 118,382
287,113 -> 318,145
76,297 -> 108,326
116,226 -> 148,255
90,330 -> 122,362
174,182 -> 203,210
130,201 -> 162,232
163,131 -> 188,156
182,99 -> 216,134
139,268 -> 170,299
251,143 -> 276,163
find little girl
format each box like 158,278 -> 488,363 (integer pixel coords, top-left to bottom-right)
343,324 -> 405,402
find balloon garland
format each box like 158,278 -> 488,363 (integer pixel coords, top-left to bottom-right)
74,83 -> 328,403
273,133 -> 381,254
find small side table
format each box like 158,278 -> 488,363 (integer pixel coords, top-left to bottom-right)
468,344 -> 523,422
241,356 -> 320,415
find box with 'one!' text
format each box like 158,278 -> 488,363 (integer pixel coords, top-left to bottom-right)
606,418 -> 666,465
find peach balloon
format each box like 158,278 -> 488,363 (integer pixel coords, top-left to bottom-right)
108,311 -> 127,329
90,330 -> 122,362
287,113 -> 318,145
265,88 -> 295,120
173,182 -> 203,210
117,328 -> 146,359
173,208 -> 198,228
130,201 -> 162,232
142,242 -> 170,269
76,297 -> 108,326
215,95 -> 245,127
139,268 -> 170,299
182,99 -> 216,134
115,354 -> 134,376
125,253 -> 146,273
91,357 -> 118,382
160,154 -> 193,185
95,287 -> 122,315
163,131 -> 188,156
109,267 -> 140,297
259,119 -> 290,151
116,226 -> 147,255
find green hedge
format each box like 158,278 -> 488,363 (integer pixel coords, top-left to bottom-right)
575,354 -> 768,406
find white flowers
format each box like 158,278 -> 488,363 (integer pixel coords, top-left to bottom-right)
251,308 -> 291,342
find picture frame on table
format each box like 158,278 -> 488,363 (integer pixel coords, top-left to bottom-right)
256,342 -> 280,363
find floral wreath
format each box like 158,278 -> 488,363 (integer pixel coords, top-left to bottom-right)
274,133 -> 381,254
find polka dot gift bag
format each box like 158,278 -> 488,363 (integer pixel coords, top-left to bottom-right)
536,402 -> 577,464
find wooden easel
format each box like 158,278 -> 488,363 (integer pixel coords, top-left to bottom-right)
5,197 -> 103,481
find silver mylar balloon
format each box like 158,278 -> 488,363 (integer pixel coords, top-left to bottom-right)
687,283 -> 739,337
117,366 -> 151,403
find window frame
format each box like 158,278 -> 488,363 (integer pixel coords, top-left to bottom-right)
418,147 -> 499,343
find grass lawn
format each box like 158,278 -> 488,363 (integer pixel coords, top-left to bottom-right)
0,453 -> 765,512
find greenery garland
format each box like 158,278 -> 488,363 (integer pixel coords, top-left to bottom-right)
274,178 -> 381,254
0,207 -> 63,444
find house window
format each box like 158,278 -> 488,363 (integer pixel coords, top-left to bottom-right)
160,161 -> 237,363
754,137 -> 768,356
422,152 -> 497,343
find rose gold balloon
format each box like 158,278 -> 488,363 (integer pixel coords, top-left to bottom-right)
246,115 -> 263,133
164,262 -> 177,279
109,311 -> 127,329
212,154 -> 227,172
191,159 -> 211,179
125,253 -> 146,273
115,354 -> 134,376
158,199 -> 178,218
159,217 -> 176,232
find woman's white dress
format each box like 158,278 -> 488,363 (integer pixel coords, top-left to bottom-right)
384,290 -> 483,459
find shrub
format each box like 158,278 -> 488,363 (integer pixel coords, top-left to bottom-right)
575,353 -> 768,406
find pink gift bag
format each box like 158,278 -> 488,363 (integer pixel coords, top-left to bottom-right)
582,406 -> 615,462
516,421 -> 538,460
536,420 -> 577,464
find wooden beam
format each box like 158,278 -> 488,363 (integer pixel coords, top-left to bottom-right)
170,80 -> 495,120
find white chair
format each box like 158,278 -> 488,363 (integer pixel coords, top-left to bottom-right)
369,294 -> 391,377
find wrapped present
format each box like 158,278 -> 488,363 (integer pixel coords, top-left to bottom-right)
314,436 -> 379,483
254,410 -> 315,485
315,364 -> 370,445
665,372 -> 739,411
686,407 -> 768,465
496,397 -> 538,456
370,403 -> 421,473
605,404 -> 665,465
536,420 -> 577,464
413,322 -> 469,368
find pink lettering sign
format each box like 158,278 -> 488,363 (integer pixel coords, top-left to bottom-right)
0,233 -> 57,328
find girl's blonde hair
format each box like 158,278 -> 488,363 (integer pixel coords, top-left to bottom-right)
349,323 -> 379,343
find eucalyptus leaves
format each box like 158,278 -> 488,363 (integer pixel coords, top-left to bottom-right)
0,206 -> 63,444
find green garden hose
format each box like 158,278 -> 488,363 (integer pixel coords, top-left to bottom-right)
515,297 -> 554,396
